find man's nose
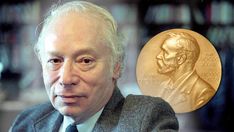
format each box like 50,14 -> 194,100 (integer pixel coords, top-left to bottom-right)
59,60 -> 78,86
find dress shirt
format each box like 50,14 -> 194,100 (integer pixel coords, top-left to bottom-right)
59,108 -> 104,132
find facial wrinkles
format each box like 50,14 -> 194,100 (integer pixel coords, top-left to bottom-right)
157,43 -> 179,74
45,49 -> 109,93
44,34 -> 108,87
40,11 -> 116,122
41,11 -> 113,69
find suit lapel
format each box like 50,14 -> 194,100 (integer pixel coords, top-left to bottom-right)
93,88 -> 124,132
179,71 -> 198,94
34,109 -> 63,132
170,71 -> 199,106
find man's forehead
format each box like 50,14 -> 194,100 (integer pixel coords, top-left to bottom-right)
42,12 -> 103,45
46,11 -> 102,33
162,38 -> 178,50
41,32 -> 110,58
44,46 -> 99,56
38,10 -> 113,59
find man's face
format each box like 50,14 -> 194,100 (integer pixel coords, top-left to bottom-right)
40,12 -> 117,122
156,38 -> 179,75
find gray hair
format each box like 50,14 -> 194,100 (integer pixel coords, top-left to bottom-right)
35,1 -> 125,74
166,32 -> 200,64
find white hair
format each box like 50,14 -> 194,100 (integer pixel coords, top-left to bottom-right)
35,1 -> 125,75
166,32 -> 200,64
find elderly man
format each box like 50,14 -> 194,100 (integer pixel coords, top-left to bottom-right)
10,1 -> 178,131
156,32 -> 215,112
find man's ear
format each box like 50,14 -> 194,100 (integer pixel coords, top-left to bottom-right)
177,54 -> 186,65
113,63 -> 121,80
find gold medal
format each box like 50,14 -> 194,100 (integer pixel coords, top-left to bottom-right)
136,29 -> 221,113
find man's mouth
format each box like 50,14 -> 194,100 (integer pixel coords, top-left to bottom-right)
56,95 -> 85,104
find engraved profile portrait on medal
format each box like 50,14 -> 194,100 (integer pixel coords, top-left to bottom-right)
136,28 -> 221,113
156,32 -> 215,112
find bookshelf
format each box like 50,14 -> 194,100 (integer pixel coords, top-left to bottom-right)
0,0 -> 40,100
0,1 -> 41,131
138,0 -> 234,47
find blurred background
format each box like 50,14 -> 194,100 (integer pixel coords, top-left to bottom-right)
0,0 -> 233,131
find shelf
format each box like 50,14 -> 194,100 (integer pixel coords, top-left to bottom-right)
0,23 -> 23,32
142,23 -> 234,29
139,0 -> 233,5
0,0 -> 35,5
139,0 -> 192,5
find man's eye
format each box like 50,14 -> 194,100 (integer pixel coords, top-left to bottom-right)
76,57 -> 96,71
48,58 -> 62,64
46,58 -> 63,71
82,58 -> 93,64
77,57 -> 95,64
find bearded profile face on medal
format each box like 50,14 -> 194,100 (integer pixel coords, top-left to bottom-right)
156,32 -> 215,112
136,29 -> 221,113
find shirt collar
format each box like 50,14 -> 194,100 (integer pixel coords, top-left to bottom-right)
60,108 -> 104,132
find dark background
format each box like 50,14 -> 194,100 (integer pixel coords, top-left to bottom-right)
0,0 -> 233,131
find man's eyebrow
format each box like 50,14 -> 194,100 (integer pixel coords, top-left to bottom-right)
44,51 -> 62,56
73,48 -> 99,56
45,48 -> 99,57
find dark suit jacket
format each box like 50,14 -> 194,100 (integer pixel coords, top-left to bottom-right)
10,89 -> 178,132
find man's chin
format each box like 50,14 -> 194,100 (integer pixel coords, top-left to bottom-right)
59,107 -> 90,124
58,106 -> 81,117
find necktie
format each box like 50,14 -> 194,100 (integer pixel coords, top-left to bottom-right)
65,124 -> 78,132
